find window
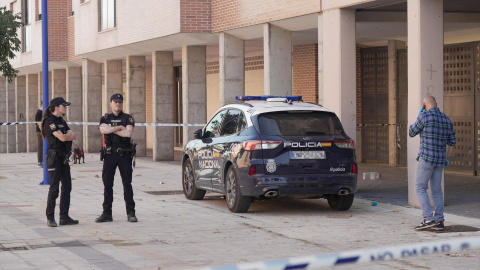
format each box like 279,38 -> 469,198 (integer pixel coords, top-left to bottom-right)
204,110 -> 227,138
258,111 -> 345,136
37,0 -> 40,20
221,110 -> 243,136
99,0 -> 115,31
237,113 -> 247,132
22,0 -> 33,52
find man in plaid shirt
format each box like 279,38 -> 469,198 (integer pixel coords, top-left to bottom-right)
409,95 -> 456,231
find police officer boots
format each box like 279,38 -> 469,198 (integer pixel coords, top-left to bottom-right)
127,214 -> 138,222
47,219 -> 57,227
95,213 -> 113,223
60,216 -> 79,225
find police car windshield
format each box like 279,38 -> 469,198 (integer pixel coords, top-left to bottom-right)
258,111 -> 344,136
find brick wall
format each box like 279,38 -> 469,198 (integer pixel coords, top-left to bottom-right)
180,0 -> 211,32
206,56 -> 264,74
35,0 -> 39,21
47,0 -> 70,61
293,44 -> 318,103
211,0 -> 320,32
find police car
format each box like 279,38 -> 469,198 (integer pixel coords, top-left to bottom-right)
182,96 -> 357,213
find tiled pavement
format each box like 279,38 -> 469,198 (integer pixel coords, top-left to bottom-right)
0,153 -> 479,270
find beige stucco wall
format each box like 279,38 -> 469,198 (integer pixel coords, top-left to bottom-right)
74,0 -> 180,56
206,69 -> 264,119
6,1 -> 43,69
245,69 -> 265,96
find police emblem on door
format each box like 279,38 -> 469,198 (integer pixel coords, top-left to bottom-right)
266,159 -> 277,173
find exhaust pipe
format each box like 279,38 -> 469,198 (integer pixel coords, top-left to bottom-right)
264,190 -> 278,197
338,189 -> 350,195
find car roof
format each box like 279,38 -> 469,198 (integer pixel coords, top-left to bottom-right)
221,101 -> 335,116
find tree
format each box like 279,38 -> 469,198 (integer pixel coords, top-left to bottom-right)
0,7 -> 22,83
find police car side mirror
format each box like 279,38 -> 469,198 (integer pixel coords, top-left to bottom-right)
193,129 -> 203,139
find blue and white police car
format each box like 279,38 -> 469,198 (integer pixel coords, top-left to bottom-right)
182,96 -> 357,213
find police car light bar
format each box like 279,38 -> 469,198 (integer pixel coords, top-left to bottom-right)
235,95 -> 303,101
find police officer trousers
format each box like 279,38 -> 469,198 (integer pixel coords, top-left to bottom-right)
101,151 -> 135,216
46,154 -> 72,220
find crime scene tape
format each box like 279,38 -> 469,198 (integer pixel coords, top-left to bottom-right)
0,122 -> 205,127
357,123 -> 399,127
194,236 -> 480,270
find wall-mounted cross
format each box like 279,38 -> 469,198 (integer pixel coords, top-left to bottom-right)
427,64 -> 437,80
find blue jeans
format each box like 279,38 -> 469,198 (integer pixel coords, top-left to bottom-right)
415,158 -> 444,223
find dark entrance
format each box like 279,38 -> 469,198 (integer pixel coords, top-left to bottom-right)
360,47 -> 389,163
395,42 -> 480,175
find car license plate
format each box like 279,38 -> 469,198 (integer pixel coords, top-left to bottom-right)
290,151 -> 325,159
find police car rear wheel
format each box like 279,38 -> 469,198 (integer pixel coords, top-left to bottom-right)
226,167 -> 251,213
327,194 -> 354,211
182,159 -> 206,200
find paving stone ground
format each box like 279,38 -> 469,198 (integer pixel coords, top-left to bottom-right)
0,152 -> 479,270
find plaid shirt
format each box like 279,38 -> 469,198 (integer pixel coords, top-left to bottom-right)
409,107 -> 456,167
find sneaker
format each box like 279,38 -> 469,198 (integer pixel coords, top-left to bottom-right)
434,221 -> 445,231
127,214 -> 138,222
59,216 -> 79,225
37,162 -> 43,168
47,219 -> 57,227
95,213 -> 113,223
415,219 -> 436,230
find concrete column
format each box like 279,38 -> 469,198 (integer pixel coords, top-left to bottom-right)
407,0 -> 444,207
182,46 -> 207,144
104,60 -> 123,113
38,71 -> 42,102
7,80 -> 16,153
264,23 -> 292,96
219,33 -> 245,106
52,69 -> 66,98
318,13 -> 324,105
82,59 -> 102,153
67,66 -> 83,149
152,51 -> 174,161
323,9 -> 357,140
388,40 -> 406,166
126,56 -> 146,157
26,74 -> 39,152
0,77 -> 7,153
16,76 -> 27,153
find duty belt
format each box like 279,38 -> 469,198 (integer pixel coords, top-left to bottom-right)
113,147 -> 133,156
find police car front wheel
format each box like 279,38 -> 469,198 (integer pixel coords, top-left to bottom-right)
182,159 -> 206,200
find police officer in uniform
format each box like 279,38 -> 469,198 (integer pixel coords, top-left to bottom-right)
42,97 -> 79,227
96,93 -> 138,223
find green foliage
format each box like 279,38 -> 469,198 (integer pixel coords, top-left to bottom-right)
0,7 -> 22,83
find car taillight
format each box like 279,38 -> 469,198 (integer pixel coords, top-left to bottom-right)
352,163 -> 357,174
242,140 -> 281,151
249,165 -> 255,176
334,140 -> 356,149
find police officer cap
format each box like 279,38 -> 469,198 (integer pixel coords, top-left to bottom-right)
110,93 -> 124,102
49,97 -> 71,107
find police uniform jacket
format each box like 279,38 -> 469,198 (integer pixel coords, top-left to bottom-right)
100,111 -> 135,148
43,114 -> 71,154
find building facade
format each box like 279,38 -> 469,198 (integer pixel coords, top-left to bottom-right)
1,0 -> 480,203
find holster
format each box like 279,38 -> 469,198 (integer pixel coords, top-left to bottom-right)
64,150 -> 72,165
46,149 -> 57,168
131,143 -> 137,167
100,147 -> 105,161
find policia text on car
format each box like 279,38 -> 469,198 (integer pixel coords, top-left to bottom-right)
96,93 -> 138,223
41,97 -> 79,227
